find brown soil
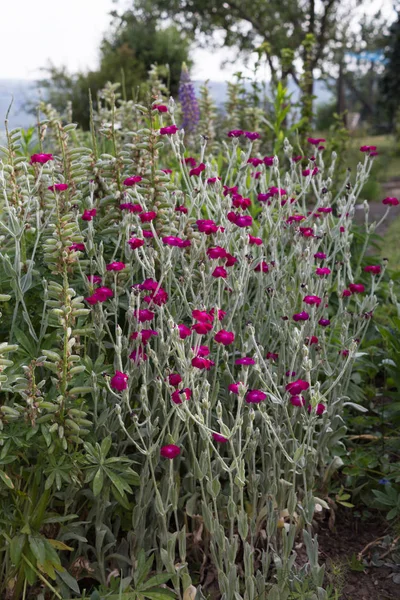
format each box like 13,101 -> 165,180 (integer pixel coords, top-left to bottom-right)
316,510 -> 399,600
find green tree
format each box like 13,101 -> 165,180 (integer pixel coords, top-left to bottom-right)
380,8 -> 400,128
38,13 -> 191,128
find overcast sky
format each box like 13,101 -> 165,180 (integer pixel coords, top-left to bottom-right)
0,0 -> 396,83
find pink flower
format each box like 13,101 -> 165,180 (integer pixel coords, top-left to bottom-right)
342,289 -> 352,297
139,211 -> 157,223
162,236 -> 191,248
317,207 -> 332,214
171,388 -> 192,404
48,183 -> 68,192
134,309 -> 155,322
316,267 -> 331,276
143,287 -> 168,306
160,125 -> 179,135
308,403 -> 326,415
232,196 -> 251,209
286,379 -> 309,395
120,203 -> 142,212
293,311 -> 309,322
30,153 -> 53,164
212,432 -> 229,443
168,373 -> 182,387
382,197 -> 399,206
178,324 -> 191,339
263,156 -> 274,166
214,330 -> 235,345
248,157 -> 263,167
286,215 -> 305,224
360,145 -> 377,153
223,185 -> 238,196
349,283 -> 365,294
128,237 -> 144,250
192,356 -> 214,370
106,261 -> 125,272
246,389 -> 267,404
254,261 -> 269,273
212,266 -> 227,278
249,235 -> 262,245
302,169 -> 311,177
225,253 -> 237,267
160,444 -> 181,458
227,129 -> 244,137
269,186 -> 287,196
228,383 -> 241,394
153,104 -> 168,112
192,310 -> 213,322
87,274 -> 102,285
364,265 -> 381,275
207,246 -> 227,260
303,295 -> 321,306
290,395 -> 306,407
299,227 -> 314,237
183,157 -> 196,167
234,215 -> 253,228
82,208 -> 97,221
266,352 -> 278,361
292,155 -> 302,162
235,357 -> 255,366
130,329 -> 158,344
314,252 -> 326,259
318,318 -> 330,327
245,131 -> 260,140
305,335 -> 319,346
123,176 -> 142,186
307,137 -> 326,146
110,371 -> 129,391
194,345 -> 210,357
189,163 -> 206,177
162,169 -> 173,174
129,348 -> 148,362
257,193 -> 271,203
209,308 -> 226,321
197,219 -> 218,234
69,243 -> 85,252
192,322 -> 212,335
143,230 -> 154,238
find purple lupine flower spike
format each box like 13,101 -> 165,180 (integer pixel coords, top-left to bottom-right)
178,63 -> 200,135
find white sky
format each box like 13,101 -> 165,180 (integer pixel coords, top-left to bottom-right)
0,0 -> 396,83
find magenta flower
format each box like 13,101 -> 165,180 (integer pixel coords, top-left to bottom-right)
160,125 -> 179,135
129,347 -> 148,362
232,196 -> 251,209
69,243 -> 85,252
189,163 -> 206,177
110,371 -> 129,391
299,227 -> 314,238
183,157 -> 196,167
86,286 -> 114,305
269,186 -> 287,196
302,169 -> 311,177
171,388 -> 191,404
178,324 -> 191,339
266,352 -> 279,361
286,379 -> 309,395
209,308 -> 226,321
214,330 -> 235,345
197,219 -> 218,235
293,311 -> 309,322
249,235 -> 262,246
162,236 -> 191,248
254,261 -> 269,273
227,129 -> 244,137
192,309 -> 213,322
314,252 -> 326,259
246,389 -> 267,404
316,267 -> 331,276
143,230 -> 154,238
290,395 -> 306,407
303,295 -> 321,306
194,345 -> 210,357
292,155 -> 302,162
248,157 -> 263,167
123,176 -> 142,186
106,261 -> 125,272
223,185 -> 238,196
48,183 -> 68,192
225,253 -> 237,267
317,207 -> 332,214
139,211 -> 157,223
87,274 -> 102,285
286,215 -> 305,224
342,289 -> 352,297
207,246 -> 227,260
207,177 -> 221,184
30,153 -> 53,164
160,444 -> 181,458
263,156 -> 274,166
120,203 -> 142,213
212,266 -> 227,278
168,373 -> 182,387
161,169 -> 173,174
153,104 -> 168,112
192,322 -> 213,335
360,145 -> 377,153
305,335 -> 319,346
382,197 -> 399,206
257,193 -> 270,203
244,131 -> 260,140
228,383 -> 241,394
349,283 -> 365,294
134,309 -> 155,322
235,215 -> 253,228
308,403 -> 326,416
175,205 -> 188,214
130,329 -> 158,344
307,137 -> 326,145
235,357 -> 255,366
212,432 -> 229,443
82,208 -> 97,221
192,356 -> 214,370
318,318 -> 330,327
128,237 -> 144,250
364,265 -> 381,275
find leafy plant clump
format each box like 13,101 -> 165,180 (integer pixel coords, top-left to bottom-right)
0,80 -> 397,599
